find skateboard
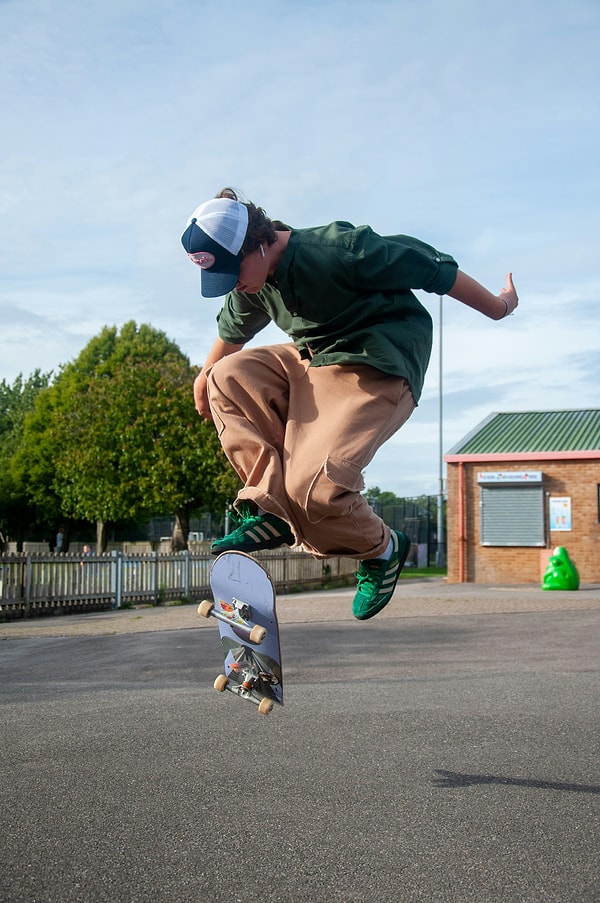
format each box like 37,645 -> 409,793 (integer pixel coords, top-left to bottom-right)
198,551 -> 283,715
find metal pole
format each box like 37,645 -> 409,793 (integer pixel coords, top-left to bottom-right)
436,294 -> 446,567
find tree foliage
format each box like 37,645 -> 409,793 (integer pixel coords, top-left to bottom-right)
0,370 -> 53,542
364,486 -> 439,519
363,486 -> 403,508
12,322 -> 239,550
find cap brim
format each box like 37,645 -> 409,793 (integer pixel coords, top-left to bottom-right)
200,268 -> 240,298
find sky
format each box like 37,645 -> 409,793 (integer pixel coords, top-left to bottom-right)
1,0 -> 599,497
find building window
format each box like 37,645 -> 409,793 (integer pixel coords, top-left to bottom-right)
478,473 -> 545,547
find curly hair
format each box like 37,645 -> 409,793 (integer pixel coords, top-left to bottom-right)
215,187 -> 289,254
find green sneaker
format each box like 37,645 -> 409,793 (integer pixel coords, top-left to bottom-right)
211,507 -> 294,555
352,530 -> 410,620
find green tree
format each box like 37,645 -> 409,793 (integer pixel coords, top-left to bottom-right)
14,323 -> 239,551
363,486 -> 402,508
364,487 -> 438,519
0,370 -> 52,544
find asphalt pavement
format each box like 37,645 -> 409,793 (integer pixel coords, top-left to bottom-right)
1,578 -> 599,902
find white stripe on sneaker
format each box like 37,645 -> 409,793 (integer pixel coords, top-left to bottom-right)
245,520 -> 286,544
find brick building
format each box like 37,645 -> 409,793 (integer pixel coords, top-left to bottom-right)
444,409 -> 600,584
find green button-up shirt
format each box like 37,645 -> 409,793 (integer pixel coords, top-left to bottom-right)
216,221 -> 458,402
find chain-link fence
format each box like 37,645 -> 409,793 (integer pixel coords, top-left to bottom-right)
370,496 -> 444,567
146,497 -> 446,567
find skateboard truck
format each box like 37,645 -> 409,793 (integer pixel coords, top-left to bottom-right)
213,669 -> 275,715
198,597 -> 267,645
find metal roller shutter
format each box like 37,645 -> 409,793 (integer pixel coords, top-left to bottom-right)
480,484 -> 545,546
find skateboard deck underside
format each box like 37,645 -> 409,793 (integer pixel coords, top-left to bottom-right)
210,551 -> 283,706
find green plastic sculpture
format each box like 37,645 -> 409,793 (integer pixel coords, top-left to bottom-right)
542,546 -> 580,591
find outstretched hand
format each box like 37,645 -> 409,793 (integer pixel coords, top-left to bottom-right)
499,272 -> 518,317
446,269 -> 519,320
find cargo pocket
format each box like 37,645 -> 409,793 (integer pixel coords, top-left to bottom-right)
305,455 -> 365,524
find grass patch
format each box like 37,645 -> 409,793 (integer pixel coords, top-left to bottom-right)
399,566 -> 446,580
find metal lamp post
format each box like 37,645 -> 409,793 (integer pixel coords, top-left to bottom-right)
436,294 -> 446,567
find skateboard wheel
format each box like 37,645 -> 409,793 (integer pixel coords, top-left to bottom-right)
249,624 -> 267,644
258,698 -> 274,715
198,599 -> 214,618
214,674 -> 229,693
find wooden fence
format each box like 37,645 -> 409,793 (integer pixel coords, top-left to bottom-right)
0,550 -> 357,620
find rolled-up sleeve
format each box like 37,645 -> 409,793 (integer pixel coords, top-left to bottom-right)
216,292 -> 271,344
354,228 -> 458,296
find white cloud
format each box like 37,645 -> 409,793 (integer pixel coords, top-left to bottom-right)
1,0 -> 599,496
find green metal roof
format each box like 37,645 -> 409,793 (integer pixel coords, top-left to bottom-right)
448,409 -> 600,455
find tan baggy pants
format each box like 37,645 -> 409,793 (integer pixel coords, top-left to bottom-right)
207,343 -> 416,560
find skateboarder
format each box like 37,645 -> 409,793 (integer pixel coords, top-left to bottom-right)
181,189 -> 518,621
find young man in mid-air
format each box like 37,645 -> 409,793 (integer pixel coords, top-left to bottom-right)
181,188 -> 518,620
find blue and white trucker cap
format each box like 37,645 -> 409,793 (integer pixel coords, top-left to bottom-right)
181,198 -> 249,298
